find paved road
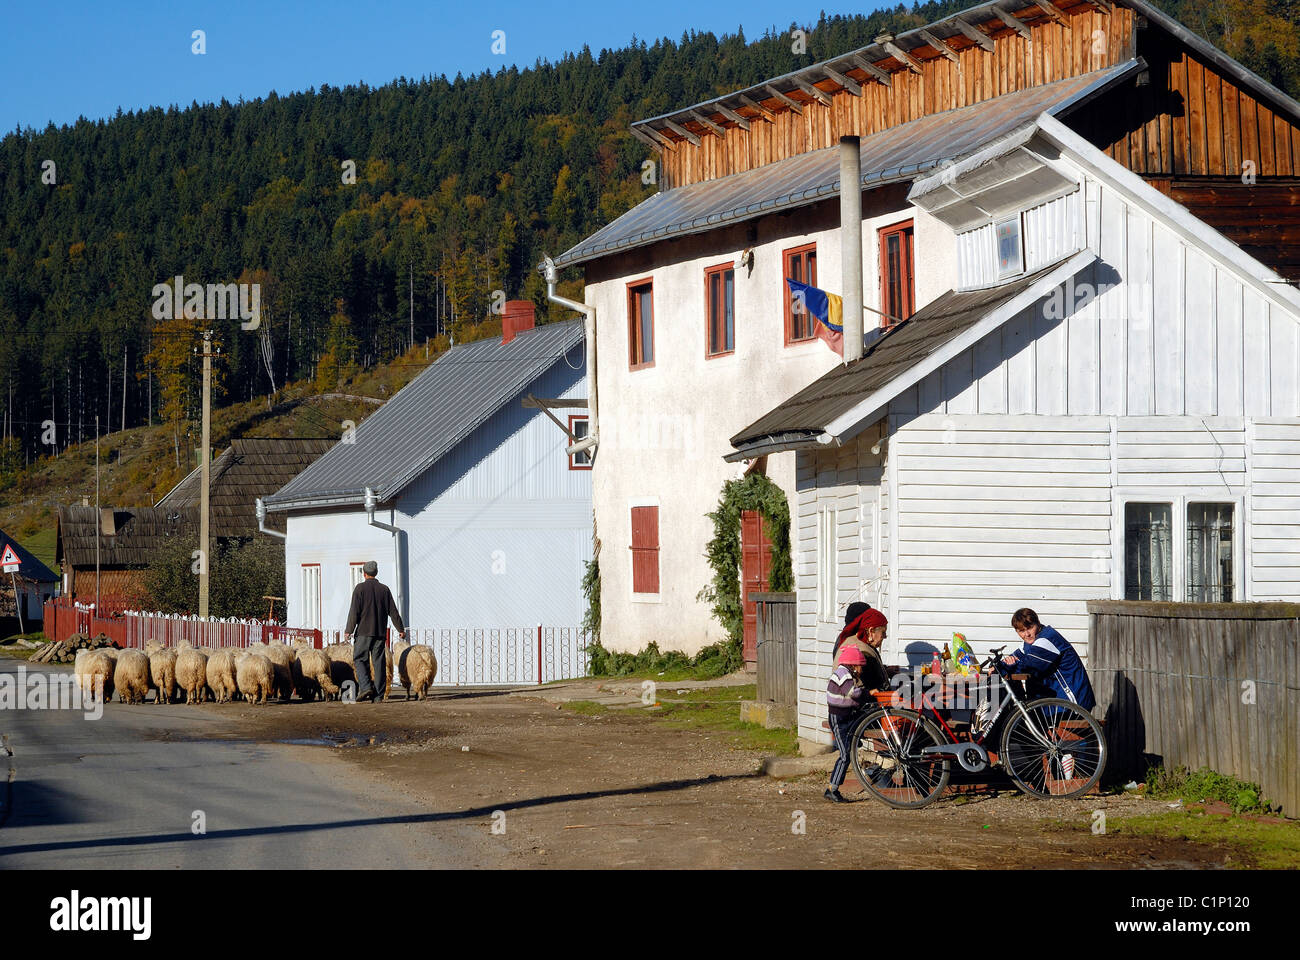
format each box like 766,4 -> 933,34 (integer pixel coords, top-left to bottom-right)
0,661 -> 491,868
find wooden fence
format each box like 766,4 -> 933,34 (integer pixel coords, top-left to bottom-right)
754,592 -> 797,708
1088,600 -> 1299,817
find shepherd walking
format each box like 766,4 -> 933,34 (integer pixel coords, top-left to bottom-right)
345,560 -> 406,702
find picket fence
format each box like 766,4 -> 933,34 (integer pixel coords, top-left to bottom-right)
42,598 -> 591,686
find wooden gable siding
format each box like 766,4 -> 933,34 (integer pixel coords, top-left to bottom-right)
1161,180 -> 1300,283
659,4 -> 1134,189
1071,27 -> 1300,179
895,177 -> 1300,422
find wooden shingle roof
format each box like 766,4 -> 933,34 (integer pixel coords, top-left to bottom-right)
157,437 -> 335,537
56,505 -> 199,570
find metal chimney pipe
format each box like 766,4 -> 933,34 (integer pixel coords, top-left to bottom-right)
840,136 -> 864,364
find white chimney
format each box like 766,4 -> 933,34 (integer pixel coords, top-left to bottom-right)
840,136 -> 864,364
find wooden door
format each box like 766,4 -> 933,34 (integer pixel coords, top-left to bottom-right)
741,510 -> 773,666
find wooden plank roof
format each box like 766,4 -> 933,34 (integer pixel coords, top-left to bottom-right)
156,436 -> 335,537
56,505 -> 199,570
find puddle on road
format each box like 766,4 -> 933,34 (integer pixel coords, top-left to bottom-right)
277,732 -> 388,748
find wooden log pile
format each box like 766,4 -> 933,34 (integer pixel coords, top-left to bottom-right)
30,633 -> 120,665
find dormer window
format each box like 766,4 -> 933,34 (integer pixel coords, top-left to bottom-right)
996,215 -> 1025,279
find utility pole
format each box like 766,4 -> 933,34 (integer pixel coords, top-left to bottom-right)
409,260 -> 415,351
95,415 -> 100,611
198,330 -> 214,619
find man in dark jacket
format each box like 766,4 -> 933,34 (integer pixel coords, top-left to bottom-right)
345,560 -> 405,702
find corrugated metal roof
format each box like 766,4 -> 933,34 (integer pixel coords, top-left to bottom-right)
264,320 -> 586,510
728,263 -> 1065,451
558,62 -> 1138,268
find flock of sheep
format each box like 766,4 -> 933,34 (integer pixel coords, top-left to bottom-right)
71,638 -> 438,706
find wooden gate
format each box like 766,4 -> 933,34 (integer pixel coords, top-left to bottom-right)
740,510 -> 773,667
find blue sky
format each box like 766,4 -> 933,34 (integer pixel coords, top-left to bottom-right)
0,0 -> 871,133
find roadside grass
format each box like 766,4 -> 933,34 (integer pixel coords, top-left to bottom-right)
561,684 -> 799,756
17,525 -> 58,571
1099,809 -> 1300,869
1142,764 -> 1274,815
0,633 -> 45,659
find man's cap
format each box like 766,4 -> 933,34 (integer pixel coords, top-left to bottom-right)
363,560 -> 378,576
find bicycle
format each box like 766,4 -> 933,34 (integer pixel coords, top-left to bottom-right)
850,646 -> 1107,809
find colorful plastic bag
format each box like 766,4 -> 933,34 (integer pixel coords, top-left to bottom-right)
951,632 -> 979,676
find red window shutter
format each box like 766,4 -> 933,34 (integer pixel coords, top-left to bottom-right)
630,505 -> 660,594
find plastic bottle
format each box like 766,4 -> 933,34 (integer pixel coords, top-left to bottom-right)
931,651 -> 943,679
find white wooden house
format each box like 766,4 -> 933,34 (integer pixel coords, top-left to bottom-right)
729,114 -> 1300,744
262,312 -> 593,681
553,0 -> 1300,667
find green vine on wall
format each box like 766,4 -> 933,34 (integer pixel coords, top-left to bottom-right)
697,473 -> 794,663
581,539 -> 601,640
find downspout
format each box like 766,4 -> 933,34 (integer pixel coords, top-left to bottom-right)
255,498 -> 287,540
539,255 -> 598,458
364,487 -> 406,628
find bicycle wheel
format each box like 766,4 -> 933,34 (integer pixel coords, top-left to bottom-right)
1000,698 -> 1107,799
851,707 -> 951,809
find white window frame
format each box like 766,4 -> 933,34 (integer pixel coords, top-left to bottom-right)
818,506 -> 838,622
1111,491 -> 1245,602
300,563 -> 322,629
628,496 -> 661,604
349,563 -> 366,591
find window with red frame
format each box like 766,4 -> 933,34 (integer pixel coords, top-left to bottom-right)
783,244 -> 817,343
705,263 -> 735,357
630,505 -> 660,594
879,221 -> 915,324
568,415 -> 591,470
628,280 -> 654,369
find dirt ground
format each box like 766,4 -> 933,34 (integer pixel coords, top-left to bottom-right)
148,680 -> 1249,870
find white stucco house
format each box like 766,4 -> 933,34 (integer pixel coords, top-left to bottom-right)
262,310 -> 593,681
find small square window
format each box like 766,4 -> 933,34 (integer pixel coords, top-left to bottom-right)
569,415 -> 591,470
996,216 -> 1024,278
1124,503 -> 1173,601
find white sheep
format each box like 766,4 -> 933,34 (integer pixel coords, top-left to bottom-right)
206,649 -> 240,703
324,642 -> 357,693
114,649 -> 151,704
236,653 -> 275,705
149,648 -> 178,704
292,647 -> 340,701
175,649 -> 209,705
396,642 -> 438,701
75,649 -> 115,703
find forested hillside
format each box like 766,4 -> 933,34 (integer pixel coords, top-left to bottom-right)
1,0 -> 1296,481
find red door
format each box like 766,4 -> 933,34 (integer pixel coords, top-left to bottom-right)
740,510 -> 773,667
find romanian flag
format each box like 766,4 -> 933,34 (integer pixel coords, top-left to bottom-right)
785,278 -> 843,355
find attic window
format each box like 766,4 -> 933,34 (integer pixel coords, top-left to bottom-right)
996,215 -> 1024,279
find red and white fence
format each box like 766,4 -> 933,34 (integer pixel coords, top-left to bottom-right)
43,599 -> 591,685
